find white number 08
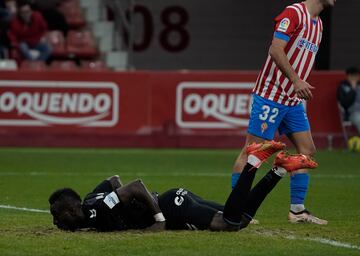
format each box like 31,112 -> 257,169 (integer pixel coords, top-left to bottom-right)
259,105 -> 279,123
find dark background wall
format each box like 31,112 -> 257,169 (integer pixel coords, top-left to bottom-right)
330,0 -> 360,69
125,0 -> 358,70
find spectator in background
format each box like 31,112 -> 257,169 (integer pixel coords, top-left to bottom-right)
0,0 -> 14,58
8,0 -> 51,61
31,0 -> 69,36
0,0 -> 11,22
337,67 -> 360,133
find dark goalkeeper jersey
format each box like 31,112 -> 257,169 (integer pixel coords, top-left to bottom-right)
82,180 -> 154,231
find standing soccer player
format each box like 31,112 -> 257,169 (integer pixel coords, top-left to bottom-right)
232,0 -> 336,224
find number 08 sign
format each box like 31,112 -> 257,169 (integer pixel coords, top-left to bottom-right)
126,3 -> 190,52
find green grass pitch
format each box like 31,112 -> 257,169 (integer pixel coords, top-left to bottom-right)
0,147 -> 359,256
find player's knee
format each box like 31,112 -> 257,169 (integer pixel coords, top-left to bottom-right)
298,145 -> 316,157
135,178 -> 143,184
233,150 -> 248,172
302,145 -> 316,157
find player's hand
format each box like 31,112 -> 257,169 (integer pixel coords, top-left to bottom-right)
293,79 -> 315,100
145,221 -> 166,232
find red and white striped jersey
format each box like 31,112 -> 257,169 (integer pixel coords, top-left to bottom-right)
254,2 -> 323,106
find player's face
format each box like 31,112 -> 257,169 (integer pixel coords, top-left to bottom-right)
50,204 -> 83,231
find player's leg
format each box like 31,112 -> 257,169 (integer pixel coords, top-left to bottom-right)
157,188 -> 221,230
286,131 -> 327,224
223,141 -> 285,226
232,133 -> 264,187
187,191 -> 224,211
278,103 -> 327,225
287,130 -> 315,211
232,94 -> 287,189
242,152 -> 318,220
211,155 -> 317,232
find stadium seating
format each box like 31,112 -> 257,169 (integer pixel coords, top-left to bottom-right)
66,30 -> 98,59
80,0 -> 103,23
337,103 -> 358,149
46,31 -> 67,58
58,0 -> 86,29
106,51 -> 128,70
20,60 -> 48,71
0,60 -> 18,70
93,21 -> 114,53
3,0 -> 110,70
50,60 -> 78,71
82,60 -> 109,71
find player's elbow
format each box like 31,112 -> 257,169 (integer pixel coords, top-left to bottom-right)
269,44 -> 280,60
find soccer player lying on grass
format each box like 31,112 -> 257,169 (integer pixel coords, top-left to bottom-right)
49,141 -> 318,232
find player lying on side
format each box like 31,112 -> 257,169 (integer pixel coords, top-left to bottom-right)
49,141 -> 318,232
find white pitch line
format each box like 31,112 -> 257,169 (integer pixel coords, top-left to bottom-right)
258,232 -> 360,252
0,204 -> 49,213
305,237 -> 360,251
1,204 -> 359,251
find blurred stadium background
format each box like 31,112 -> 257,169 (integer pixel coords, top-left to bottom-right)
0,0 -> 358,148
0,0 -> 359,255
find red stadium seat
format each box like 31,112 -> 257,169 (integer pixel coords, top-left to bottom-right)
20,60 -> 48,71
66,30 -> 98,59
58,0 -> 86,29
50,60 -> 78,71
9,48 -> 21,64
81,60 -> 108,71
46,31 -> 67,58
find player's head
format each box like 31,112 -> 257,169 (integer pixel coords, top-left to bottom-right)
49,188 -> 84,231
319,0 -> 336,8
345,66 -> 359,85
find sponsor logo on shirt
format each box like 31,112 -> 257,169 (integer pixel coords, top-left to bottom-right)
278,18 -> 290,32
103,192 -> 120,209
297,39 -> 319,53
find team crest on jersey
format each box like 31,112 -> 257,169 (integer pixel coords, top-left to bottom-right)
278,18 -> 290,32
261,122 -> 268,134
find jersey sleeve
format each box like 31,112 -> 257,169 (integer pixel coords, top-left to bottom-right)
92,180 -> 113,193
273,7 -> 301,42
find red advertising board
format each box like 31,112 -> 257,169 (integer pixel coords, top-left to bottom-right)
0,70 -> 346,148
0,81 -> 119,127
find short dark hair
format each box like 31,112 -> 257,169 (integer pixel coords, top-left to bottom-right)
49,188 -> 81,205
346,66 -> 359,75
49,188 -> 82,231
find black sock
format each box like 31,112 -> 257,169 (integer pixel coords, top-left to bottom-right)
243,169 -> 282,218
223,163 -> 257,225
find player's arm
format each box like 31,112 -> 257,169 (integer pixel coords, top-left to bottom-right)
269,38 -> 314,100
106,175 -> 123,190
115,179 -> 166,231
